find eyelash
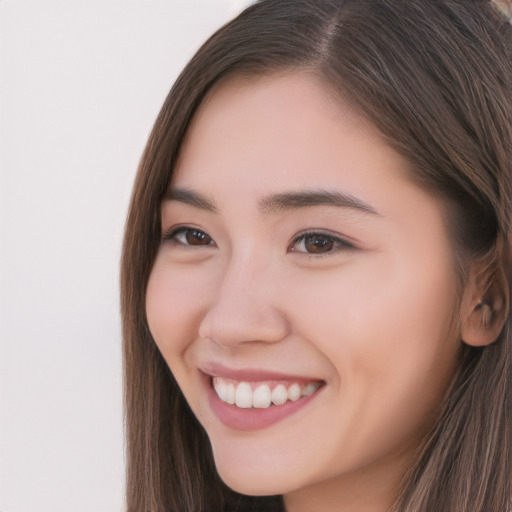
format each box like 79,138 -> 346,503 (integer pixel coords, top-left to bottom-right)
162,226 -> 215,248
289,230 -> 356,255
162,226 -> 356,255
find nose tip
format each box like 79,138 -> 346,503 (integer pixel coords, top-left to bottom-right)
198,283 -> 289,348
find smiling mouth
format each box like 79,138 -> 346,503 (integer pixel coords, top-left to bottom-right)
212,377 -> 324,409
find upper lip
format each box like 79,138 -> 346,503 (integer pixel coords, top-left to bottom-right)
200,360 -> 324,383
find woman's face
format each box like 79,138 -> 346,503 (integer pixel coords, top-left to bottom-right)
146,73 -> 462,507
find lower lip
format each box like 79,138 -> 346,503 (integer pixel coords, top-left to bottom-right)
204,376 -> 324,431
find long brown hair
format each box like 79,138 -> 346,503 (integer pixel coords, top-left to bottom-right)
121,1 -> 512,510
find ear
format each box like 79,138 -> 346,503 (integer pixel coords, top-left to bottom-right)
460,260 -> 509,347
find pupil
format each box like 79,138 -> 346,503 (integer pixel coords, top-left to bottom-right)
305,234 -> 333,253
186,229 -> 210,245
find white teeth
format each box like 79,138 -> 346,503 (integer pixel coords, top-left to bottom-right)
252,385 -> 272,408
287,383 -> 301,401
226,382 -> 236,404
235,382 -> 253,408
301,382 -> 320,397
213,377 -> 322,408
271,384 -> 288,405
213,378 -> 227,402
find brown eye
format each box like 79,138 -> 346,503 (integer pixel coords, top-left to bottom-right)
303,234 -> 334,253
185,228 -> 212,246
291,231 -> 354,255
163,227 -> 214,247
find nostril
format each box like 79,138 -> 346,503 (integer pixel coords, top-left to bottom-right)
198,302 -> 290,347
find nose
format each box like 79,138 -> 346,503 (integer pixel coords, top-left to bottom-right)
198,251 -> 289,347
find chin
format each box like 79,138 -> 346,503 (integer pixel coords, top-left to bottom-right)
212,451 -> 298,497
218,471 -> 288,497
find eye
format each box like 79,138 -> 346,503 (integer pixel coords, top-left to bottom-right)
290,231 -> 355,255
162,226 -> 215,247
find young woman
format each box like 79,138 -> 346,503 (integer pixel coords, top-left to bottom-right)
121,1 -> 512,511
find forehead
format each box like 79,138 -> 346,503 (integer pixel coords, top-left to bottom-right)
172,72 -> 404,194
183,71 -> 367,145
171,72 -> 429,226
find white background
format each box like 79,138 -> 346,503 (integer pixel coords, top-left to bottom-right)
0,1 -> 253,510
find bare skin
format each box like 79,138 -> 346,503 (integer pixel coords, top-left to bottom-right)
146,72 -> 464,511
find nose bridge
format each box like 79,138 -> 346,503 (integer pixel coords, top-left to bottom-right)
198,244 -> 288,346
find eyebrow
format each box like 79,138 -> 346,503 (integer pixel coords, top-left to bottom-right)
259,189 -> 380,215
165,188 -> 218,212
165,187 -> 379,216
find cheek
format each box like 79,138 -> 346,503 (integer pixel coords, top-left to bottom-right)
145,257 -> 210,363
285,252 -> 460,451
290,250 -> 457,348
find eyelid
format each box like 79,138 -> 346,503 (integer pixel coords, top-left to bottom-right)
289,229 -> 357,254
161,225 -> 216,247
161,225 -> 184,242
